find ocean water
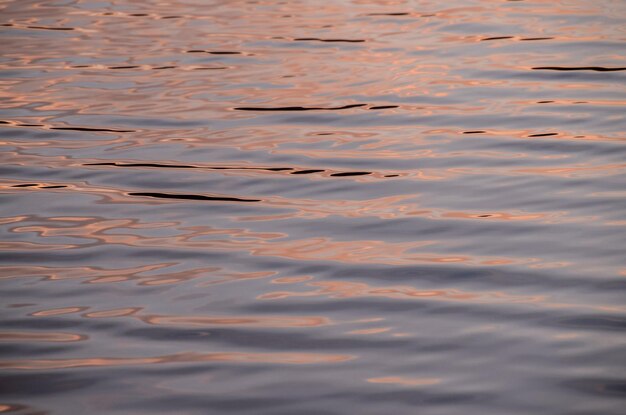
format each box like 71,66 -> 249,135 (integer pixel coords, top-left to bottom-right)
0,0 -> 625,414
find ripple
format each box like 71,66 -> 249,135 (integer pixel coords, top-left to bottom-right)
0,331 -> 86,342
137,314 -> 330,329
0,352 -> 354,370
481,36 -> 514,41
1,0 -> 624,413
293,38 -> 365,43
234,104 -> 367,111
49,127 -> 135,133
127,192 -> 261,203
532,66 -> 626,72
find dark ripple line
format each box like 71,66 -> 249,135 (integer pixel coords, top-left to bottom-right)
85,162 -> 293,171
481,36 -> 514,41
369,105 -> 399,110
67,65 -> 222,71
84,163 -> 385,178
211,167 -> 292,171
186,50 -> 242,55
27,26 -> 74,31
293,38 -> 365,43
234,104 -> 367,111
83,163 -> 383,179
128,192 -> 261,203
86,162 -> 197,169
330,172 -> 371,177
532,66 -> 626,72
0,122 -> 134,133
10,184 -> 67,188
290,170 -> 326,175
50,127 -> 135,133
367,13 -> 410,16
528,133 -> 558,137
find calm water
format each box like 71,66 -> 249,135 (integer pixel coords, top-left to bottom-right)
1,0 -> 625,413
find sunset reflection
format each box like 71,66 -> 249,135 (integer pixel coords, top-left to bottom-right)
1,0 -> 624,413
0,351 -> 354,370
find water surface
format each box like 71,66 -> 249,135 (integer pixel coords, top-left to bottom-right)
0,0 -> 625,414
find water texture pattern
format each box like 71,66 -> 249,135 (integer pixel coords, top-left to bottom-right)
0,0 -> 625,414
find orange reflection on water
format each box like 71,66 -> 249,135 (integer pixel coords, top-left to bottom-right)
82,308 -> 143,318
138,314 -> 330,328
0,207 -> 589,272
0,331 -> 86,342
30,306 -> 89,317
0,351 -> 354,370
3,212 -> 459,266
258,279 -> 544,305
513,164 -> 626,178
271,276 -> 314,284
259,278 -> 626,314
0,241 -> 74,251
0,404 -> 34,413
0,262 -> 277,289
74,307 -> 330,329
0,262 -> 204,284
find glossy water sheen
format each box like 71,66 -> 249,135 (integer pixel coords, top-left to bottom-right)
1,0 -> 625,414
